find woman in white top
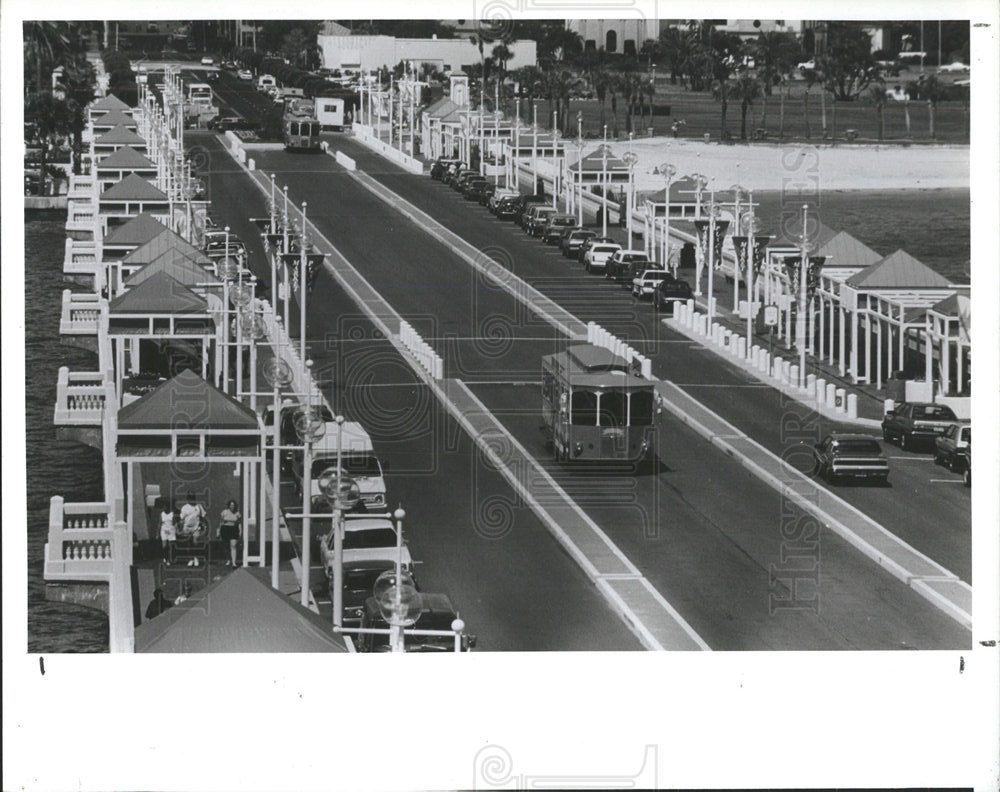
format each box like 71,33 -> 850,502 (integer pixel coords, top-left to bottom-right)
159,500 -> 177,565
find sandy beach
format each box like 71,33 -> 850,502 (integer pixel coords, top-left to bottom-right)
562,137 -> 970,192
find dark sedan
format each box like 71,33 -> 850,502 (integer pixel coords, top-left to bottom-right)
652,277 -> 694,312
812,433 -> 889,485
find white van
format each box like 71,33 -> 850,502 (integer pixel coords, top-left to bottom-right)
294,420 -> 387,513
257,74 -> 276,92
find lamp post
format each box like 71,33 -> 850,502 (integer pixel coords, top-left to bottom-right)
576,113 -> 583,226
552,109 -> 559,210
655,163 -> 676,273
282,186 -> 290,330
690,174 -> 708,296
298,202 -> 308,365
797,203 -> 810,388
373,507 -> 422,653
532,101 -> 538,193
262,348 -> 292,589
730,184 -> 745,312
622,149 -> 639,250
293,363 -> 326,608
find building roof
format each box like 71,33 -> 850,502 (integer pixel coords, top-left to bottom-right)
95,145 -> 155,170
568,147 -> 628,173
931,293 -> 971,341
123,229 -> 210,266
91,108 -> 136,128
118,368 -> 259,432
814,231 -> 883,269
90,93 -> 131,113
102,212 -> 168,247
124,249 -> 220,290
135,567 -> 349,653
320,20 -> 353,37
424,97 -> 459,120
100,173 -> 167,202
845,249 -> 952,289
769,215 -> 839,250
109,271 -> 209,314
94,124 -> 146,146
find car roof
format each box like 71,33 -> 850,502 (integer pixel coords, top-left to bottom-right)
826,432 -> 881,441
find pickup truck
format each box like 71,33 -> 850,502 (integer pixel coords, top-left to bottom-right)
881,402 -> 958,451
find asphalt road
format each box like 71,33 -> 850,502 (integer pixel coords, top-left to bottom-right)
330,135 -> 972,585
232,140 -> 968,649
191,132 -> 641,651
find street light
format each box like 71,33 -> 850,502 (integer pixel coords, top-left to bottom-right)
374,507 -> 422,653
293,362 -> 326,608
729,184 -> 746,312
317,420 -> 361,628
261,345 -> 292,589
654,162 -> 676,271
622,149 -> 639,249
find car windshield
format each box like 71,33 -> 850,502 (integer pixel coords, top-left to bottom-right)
833,439 -> 882,454
593,246 -> 618,253
343,527 -> 398,549
914,405 -> 957,419
643,270 -> 669,278
343,565 -> 394,593
311,453 -> 381,479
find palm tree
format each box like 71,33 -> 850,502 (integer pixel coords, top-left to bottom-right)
23,21 -> 69,97
57,52 -> 97,174
868,82 -> 888,141
802,67 -> 821,139
492,43 -> 513,84
659,26 -> 694,86
730,72 -> 761,141
25,91 -> 71,195
917,75 -> 946,138
594,70 -> 610,132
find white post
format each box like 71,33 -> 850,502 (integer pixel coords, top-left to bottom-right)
299,203 -> 308,365
532,102 -> 538,193
332,416 -> 345,627
300,360 -> 314,609
707,193 -> 716,326
798,203 -> 809,388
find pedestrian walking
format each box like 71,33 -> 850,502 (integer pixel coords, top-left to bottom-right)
180,491 -> 208,567
159,499 -> 177,565
219,500 -> 241,567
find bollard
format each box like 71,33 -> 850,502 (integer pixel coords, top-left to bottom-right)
826,383 -> 837,408
248,158 -> 255,171
737,338 -> 747,359
587,321 -> 596,343
789,364 -> 799,386
847,393 -> 858,419
835,387 -> 846,411
815,378 -> 827,403
806,373 -> 816,392
884,398 -> 894,415
641,358 -> 652,379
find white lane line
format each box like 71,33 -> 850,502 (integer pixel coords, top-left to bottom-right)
929,479 -> 966,484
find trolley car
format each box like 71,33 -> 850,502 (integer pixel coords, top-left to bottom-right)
283,99 -> 321,151
541,344 -> 659,463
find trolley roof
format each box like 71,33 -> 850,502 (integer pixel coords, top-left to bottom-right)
543,344 -> 652,390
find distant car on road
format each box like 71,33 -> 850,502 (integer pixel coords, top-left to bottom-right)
938,61 -> 970,73
631,268 -> 672,298
934,423 -> 971,471
541,213 -> 577,243
797,59 -> 816,72
652,276 -> 694,313
881,401 -> 958,450
200,55 -> 215,66
812,433 -> 889,485
583,243 -> 622,273
494,196 -> 520,220
576,235 -> 616,263
430,157 -> 462,180
237,68 -> 253,80
605,250 -> 650,284
560,228 -> 595,258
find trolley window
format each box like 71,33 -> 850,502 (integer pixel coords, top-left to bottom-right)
629,390 -> 655,426
599,391 -> 627,427
571,390 -> 598,426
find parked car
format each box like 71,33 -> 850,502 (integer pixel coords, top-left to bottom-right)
526,206 -> 557,236
960,448 -> 971,486
541,214 -> 577,243
356,593 -> 475,653
938,61 -> 970,73
336,559 -> 403,628
319,515 -> 409,574
576,236 -> 617,263
652,277 -> 694,313
494,195 -> 520,219
560,228 -> 595,257
512,194 -> 546,225
604,250 -> 651,284
488,188 -> 520,213
811,433 -> 889,485
237,68 -> 253,80
207,115 -> 243,131
631,268 -> 673,298
881,402 -> 958,450
430,157 -> 461,180
463,178 -> 490,200
934,423 -> 971,471
200,56 -> 215,66
453,170 -> 480,192
477,181 -> 497,206
583,243 -> 622,273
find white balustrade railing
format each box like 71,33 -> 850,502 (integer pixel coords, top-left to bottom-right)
44,496 -> 114,579
54,366 -> 106,424
59,289 -> 104,335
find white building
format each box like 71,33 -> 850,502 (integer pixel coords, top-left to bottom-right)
568,20 -> 661,55
318,34 -> 537,73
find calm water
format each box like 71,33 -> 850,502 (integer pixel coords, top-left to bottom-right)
25,214 -> 109,653
23,188 -> 971,652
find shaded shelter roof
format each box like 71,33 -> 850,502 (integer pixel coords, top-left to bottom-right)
845,249 -> 951,289
569,147 -> 628,172
92,108 -> 136,127
94,124 -> 146,146
118,368 -> 259,431
95,145 -> 155,170
814,231 -> 882,269
135,567 -> 349,653
90,94 -> 131,113
123,229 -> 211,266
931,293 -> 971,341
769,215 -> 839,249
102,212 -> 168,247
424,98 -> 460,121
109,271 -> 209,314
101,173 -> 167,202
124,249 -> 221,290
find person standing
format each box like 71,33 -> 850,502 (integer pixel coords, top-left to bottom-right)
219,500 -> 241,567
159,499 -> 177,565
